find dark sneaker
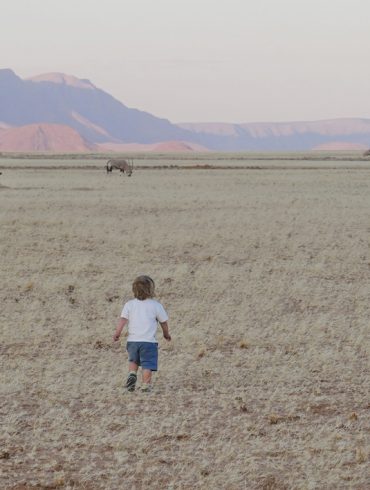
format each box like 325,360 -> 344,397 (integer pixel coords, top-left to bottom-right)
126,372 -> 137,392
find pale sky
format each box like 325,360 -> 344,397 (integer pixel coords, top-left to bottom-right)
1,0 -> 369,123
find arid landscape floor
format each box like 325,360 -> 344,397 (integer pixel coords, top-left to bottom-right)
1,157 -> 369,489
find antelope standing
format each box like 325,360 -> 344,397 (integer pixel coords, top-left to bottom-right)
105,158 -> 134,176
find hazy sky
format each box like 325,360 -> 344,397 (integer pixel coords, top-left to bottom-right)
1,0 -> 369,123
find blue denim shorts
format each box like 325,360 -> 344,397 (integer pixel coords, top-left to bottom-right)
126,342 -> 158,371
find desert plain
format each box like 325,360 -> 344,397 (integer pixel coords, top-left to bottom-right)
0,153 -> 369,489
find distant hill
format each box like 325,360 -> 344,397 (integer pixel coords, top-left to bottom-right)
0,123 -> 96,152
1,68 -> 370,152
0,68 -> 194,146
97,140 -> 208,153
178,119 -> 370,151
312,141 -> 368,151
151,141 -> 209,152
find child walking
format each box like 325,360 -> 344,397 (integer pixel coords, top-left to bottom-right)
113,275 -> 171,392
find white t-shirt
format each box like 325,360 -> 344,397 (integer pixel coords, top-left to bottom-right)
121,298 -> 168,343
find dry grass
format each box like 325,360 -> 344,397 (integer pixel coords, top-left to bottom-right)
0,160 -> 369,489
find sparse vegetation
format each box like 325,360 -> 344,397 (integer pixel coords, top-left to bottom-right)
0,154 -> 369,489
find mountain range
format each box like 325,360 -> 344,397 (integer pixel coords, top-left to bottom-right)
1,68 -> 370,152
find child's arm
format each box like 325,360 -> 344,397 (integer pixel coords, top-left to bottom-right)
113,317 -> 128,341
160,321 -> 171,341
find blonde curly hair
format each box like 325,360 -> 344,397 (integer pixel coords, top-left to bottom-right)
132,275 -> 155,300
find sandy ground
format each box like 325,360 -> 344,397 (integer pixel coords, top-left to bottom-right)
0,161 -> 369,489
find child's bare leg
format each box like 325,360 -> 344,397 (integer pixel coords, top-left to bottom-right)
142,369 -> 152,384
129,362 -> 139,373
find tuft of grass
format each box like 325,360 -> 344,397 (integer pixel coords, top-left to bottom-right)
269,413 -> 279,425
238,339 -> 249,349
24,281 -> 34,292
268,413 -> 300,425
197,348 -> 206,359
356,447 -> 367,464
53,475 -> 66,488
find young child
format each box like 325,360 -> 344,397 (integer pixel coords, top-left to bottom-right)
113,275 -> 171,392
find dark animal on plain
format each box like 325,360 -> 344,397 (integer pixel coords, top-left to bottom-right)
105,159 -> 133,176
363,149 -> 370,157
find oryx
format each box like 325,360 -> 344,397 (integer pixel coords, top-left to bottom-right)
105,158 -> 134,176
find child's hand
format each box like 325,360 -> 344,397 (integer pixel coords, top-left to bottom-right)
160,321 -> 171,341
113,319 -> 127,342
